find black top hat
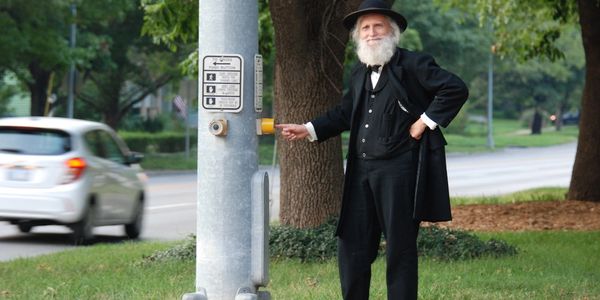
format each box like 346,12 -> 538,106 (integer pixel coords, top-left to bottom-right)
343,0 -> 408,32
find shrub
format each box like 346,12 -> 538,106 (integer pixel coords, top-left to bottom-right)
139,234 -> 196,265
270,220 -> 517,262
418,225 -> 518,260
141,222 -> 517,264
119,115 -> 165,133
270,218 -> 339,262
119,131 -> 197,153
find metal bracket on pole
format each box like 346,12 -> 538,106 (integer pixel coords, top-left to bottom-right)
234,288 -> 271,300
251,172 -> 270,287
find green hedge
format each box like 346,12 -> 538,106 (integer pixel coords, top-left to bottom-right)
119,131 -> 197,153
142,220 -> 517,264
269,218 -> 517,262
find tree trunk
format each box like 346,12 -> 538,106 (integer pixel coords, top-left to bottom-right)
100,74 -> 125,129
270,0 -> 361,228
531,108 -> 542,135
27,63 -> 52,116
568,0 -> 600,201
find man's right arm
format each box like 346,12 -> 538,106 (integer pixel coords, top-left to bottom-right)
304,122 -> 318,141
275,123 -> 311,141
277,69 -> 357,142
309,87 -> 354,141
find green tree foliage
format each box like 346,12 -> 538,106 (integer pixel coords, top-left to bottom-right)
0,0 -> 178,127
469,26 -> 584,122
141,0 -> 198,76
435,0 -> 577,62
74,1 -> 182,128
436,0 -> 600,202
0,0 -> 73,116
398,0 -> 583,132
396,0 -> 490,84
0,82 -> 16,116
141,0 -> 276,112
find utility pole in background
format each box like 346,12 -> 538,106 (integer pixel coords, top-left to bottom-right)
487,43 -> 496,149
67,3 -> 77,118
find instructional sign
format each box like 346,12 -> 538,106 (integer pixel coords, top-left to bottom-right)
202,55 -> 243,112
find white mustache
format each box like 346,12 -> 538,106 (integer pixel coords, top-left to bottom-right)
356,34 -> 397,66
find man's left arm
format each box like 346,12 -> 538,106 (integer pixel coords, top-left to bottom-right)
413,54 -> 469,128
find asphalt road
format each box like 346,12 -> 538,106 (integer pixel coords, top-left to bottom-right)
0,142 -> 576,261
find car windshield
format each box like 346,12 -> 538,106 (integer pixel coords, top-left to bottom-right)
0,127 -> 72,155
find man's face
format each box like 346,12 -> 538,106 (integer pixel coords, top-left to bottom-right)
358,13 -> 392,46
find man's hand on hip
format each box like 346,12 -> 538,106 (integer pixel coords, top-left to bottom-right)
409,118 -> 428,140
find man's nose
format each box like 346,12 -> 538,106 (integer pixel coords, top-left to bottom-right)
367,27 -> 376,36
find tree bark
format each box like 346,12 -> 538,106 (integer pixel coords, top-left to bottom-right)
100,72 -> 125,129
568,0 -> 600,201
270,0 -> 361,227
531,109 -> 542,135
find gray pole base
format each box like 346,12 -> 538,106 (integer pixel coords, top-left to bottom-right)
234,291 -> 270,300
182,288 -> 269,300
257,291 -> 271,300
182,288 -> 207,300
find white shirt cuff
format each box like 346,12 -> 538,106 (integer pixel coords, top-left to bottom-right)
304,122 -> 318,142
420,113 -> 438,130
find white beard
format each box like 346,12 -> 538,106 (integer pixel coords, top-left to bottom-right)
356,34 -> 397,67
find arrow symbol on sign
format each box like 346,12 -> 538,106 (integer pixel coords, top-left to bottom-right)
213,61 -> 230,66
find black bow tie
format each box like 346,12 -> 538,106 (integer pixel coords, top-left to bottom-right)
368,65 -> 382,73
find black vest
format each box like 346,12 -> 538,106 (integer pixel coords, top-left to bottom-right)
354,66 -> 418,159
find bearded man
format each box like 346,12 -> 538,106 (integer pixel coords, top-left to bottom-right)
276,0 -> 468,299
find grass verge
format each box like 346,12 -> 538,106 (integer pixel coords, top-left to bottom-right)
451,187 -> 568,205
1,231 -> 598,299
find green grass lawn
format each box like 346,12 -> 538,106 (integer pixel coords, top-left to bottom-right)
1,230 -> 598,299
451,187 -> 568,205
444,119 -> 579,153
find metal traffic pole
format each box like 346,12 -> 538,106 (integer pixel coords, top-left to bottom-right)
183,1 -> 273,299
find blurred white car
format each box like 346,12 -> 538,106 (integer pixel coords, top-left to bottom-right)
0,117 -> 147,244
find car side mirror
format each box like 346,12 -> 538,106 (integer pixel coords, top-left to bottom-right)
126,152 -> 144,165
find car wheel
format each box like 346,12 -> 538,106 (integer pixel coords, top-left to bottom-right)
125,199 -> 144,239
71,203 -> 96,245
17,223 -> 32,233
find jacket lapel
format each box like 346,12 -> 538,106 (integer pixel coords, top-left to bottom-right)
388,49 -> 424,118
390,49 -> 404,82
351,65 -> 367,115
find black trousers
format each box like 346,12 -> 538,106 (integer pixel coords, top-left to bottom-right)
338,150 -> 420,300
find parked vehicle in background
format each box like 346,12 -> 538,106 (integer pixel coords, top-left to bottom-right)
549,111 -> 580,126
0,117 -> 147,244
561,111 -> 580,125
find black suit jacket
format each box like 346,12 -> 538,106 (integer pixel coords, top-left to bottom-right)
312,48 -> 468,228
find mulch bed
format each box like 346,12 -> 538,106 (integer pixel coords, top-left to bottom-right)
430,200 -> 600,232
